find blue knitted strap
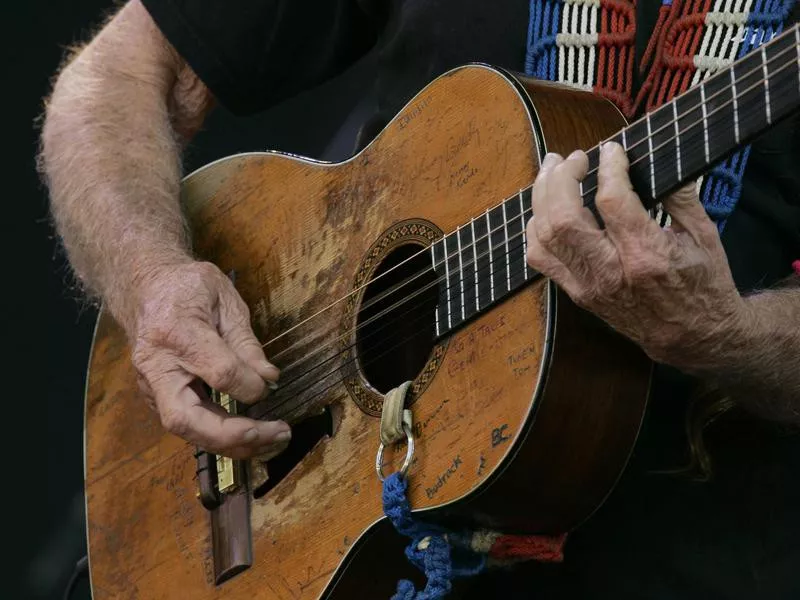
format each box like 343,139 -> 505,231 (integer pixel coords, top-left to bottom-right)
382,474 -> 486,600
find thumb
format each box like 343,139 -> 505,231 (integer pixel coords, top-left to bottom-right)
662,181 -> 710,236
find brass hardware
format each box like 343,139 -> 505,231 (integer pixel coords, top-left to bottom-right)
213,390 -> 240,493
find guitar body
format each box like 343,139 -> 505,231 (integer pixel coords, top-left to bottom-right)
84,65 -> 651,600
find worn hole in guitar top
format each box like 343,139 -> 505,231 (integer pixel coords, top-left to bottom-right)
356,243 -> 439,394
252,406 -> 334,499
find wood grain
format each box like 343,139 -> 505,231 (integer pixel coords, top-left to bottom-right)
84,66 -> 650,600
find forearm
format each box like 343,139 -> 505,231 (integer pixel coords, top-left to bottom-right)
39,2 -> 209,332
690,278 -> 800,422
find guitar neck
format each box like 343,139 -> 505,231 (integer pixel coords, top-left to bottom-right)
432,24 -> 800,339
586,22 -> 800,211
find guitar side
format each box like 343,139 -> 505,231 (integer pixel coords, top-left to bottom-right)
84,65 -> 650,600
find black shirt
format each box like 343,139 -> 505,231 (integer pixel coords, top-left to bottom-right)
141,1 -> 800,597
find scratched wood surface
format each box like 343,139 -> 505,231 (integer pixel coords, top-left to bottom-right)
85,65 -> 650,600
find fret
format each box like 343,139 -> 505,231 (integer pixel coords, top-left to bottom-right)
502,203 -> 511,291
672,100 -> 682,180
648,101 -> 678,198
730,67 -> 740,144
504,193 -> 526,290
445,229 -> 462,329
442,234 -> 453,330
458,223 -> 476,321
620,116 -> 652,206
474,210 -> 492,308
430,239 -> 446,338
519,190 -> 530,281
700,84 -> 711,163
762,46 -> 771,125
485,210 -> 495,302
456,226 -> 466,322
581,145 -> 601,208
796,27 -> 800,96
700,68 -> 735,169
732,48 -> 768,143
673,85 -> 706,189
488,204 -> 508,298
470,219 -> 480,313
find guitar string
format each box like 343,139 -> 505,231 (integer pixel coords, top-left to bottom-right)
272,222 -> 531,376
261,235 -> 529,399
248,77 -> 797,421
259,35 -> 799,360
257,47 -> 799,387
251,266 -> 542,422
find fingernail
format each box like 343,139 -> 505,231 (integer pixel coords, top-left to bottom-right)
260,358 -> 276,370
243,428 -> 259,443
276,430 -> 291,443
267,381 -> 279,391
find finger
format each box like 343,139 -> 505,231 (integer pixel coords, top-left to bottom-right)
153,373 -> 291,456
218,292 -> 280,385
539,151 -> 563,175
595,142 -> 661,245
253,438 -> 292,461
546,150 -> 598,229
525,218 -> 582,293
531,153 -> 564,236
177,317 -> 269,403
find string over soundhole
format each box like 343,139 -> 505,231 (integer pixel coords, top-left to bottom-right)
342,219 -> 449,416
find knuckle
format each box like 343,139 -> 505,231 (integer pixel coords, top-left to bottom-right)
206,358 -> 240,391
594,188 -> 619,210
626,257 -> 668,285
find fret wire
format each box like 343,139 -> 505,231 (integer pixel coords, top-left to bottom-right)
442,234 -> 452,330
470,218 -> 480,312
700,83 -> 710,163
730,67 -> 740,143
519,192 -> 528,280
672,100 -> 682,180
486,209 -> 495,302
430,242 -> 442,338
456,225 -> 465,321
646,113 -> 655,199
762,45 -> 772,124
502,202 -> 511,291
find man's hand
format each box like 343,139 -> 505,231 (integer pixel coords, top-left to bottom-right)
130,260 -> 290,459
525,142 -> 748,371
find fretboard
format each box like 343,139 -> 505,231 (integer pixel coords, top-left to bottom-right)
430,189 -> 533,336
586,23 -> 800,211
431,24 -> 800,339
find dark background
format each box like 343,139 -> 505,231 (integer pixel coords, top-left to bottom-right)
11,2 -> 366,598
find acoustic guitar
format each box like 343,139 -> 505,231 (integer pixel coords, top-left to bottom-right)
83,24 -> 800,599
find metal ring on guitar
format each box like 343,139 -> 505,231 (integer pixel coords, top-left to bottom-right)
375,421 -> 415,482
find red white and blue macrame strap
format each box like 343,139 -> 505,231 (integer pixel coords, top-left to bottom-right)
382,473 -> 566,599
524,0 -> 796,231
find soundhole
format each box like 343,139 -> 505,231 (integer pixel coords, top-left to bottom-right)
356,243 -> 439,394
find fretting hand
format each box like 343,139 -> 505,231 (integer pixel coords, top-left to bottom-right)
130,260 -> 291,459
525,142 -> 748,371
